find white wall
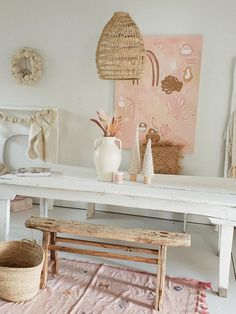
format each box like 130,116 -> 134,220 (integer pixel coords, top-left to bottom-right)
0,0 -> 235,177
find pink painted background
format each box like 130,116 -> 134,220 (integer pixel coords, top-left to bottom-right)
114,35 -> 203,153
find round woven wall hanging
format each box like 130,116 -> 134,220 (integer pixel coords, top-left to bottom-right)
11,47 -> 42,85
96,12 -> 146,80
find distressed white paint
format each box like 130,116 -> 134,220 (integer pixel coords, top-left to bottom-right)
0,165 -> 236,295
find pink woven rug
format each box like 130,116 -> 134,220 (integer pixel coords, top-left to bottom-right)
0,258 -> 211,314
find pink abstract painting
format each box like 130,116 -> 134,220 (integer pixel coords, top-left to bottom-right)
114,35 -> 203,153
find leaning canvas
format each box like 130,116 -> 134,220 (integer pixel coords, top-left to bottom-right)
115,35 -> 203,153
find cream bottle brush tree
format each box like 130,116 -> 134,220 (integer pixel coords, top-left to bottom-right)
141,139 -> 154,184
129,126 -> 141,181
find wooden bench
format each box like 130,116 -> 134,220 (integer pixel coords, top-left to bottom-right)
25,216 -> 191,311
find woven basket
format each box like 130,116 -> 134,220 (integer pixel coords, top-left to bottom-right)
0,240 -> 44,302
140,141 -> 183,174
96,12 -> 146,80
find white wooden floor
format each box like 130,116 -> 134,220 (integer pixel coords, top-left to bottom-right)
8,205 -> 236,314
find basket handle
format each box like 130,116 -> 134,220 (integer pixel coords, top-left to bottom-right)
20,239 -> 38,248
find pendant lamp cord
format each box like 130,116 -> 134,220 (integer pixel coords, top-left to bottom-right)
120,0 -> 124,12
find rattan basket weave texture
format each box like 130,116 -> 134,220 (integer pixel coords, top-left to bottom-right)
0,240 -> 44,302
96,12 -> 146,80
140,141 -> 183,175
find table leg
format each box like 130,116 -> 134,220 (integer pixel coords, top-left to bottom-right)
0,199 -> 10,241
217,224 -> 222,256
86,203 -> 95,219
40,198 -> 49,218
219,224 -> 234,297
183,213 -> 188,233
48,199 -> 54,211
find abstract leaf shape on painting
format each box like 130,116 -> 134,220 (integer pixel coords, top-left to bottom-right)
161,75 -> 183,94
167,96 -> 194,121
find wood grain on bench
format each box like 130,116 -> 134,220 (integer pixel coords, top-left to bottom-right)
25,217 -> 191,247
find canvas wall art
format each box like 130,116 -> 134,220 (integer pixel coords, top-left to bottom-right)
114,35 -> 203,153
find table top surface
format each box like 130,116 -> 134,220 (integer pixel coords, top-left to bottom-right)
0,165 -> 236,206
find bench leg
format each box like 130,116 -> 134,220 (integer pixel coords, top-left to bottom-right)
50,232 -> 58,275
155,245 -> 167,311
41,231 -> 50,289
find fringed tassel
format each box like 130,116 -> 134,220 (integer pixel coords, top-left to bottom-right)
195,286 -> 211,314
0,109 -> 54,125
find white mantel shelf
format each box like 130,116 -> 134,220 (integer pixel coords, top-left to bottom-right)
0,165 -> 236,298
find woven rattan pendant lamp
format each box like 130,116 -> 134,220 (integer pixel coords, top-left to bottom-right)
96,12 -> 146,80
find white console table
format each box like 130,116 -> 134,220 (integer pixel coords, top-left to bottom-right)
0,165 -> 236,297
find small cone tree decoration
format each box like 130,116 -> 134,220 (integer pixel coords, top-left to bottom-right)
129,127 -> 141,181
141,139 -> 154,184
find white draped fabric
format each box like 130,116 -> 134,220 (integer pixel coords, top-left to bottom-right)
0,109 -> 56,162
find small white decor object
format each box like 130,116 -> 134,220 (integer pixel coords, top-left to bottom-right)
11,47 -> 42,84
141,139 -> 154,184
113,171 -> 124,184
129,126 -> 141,181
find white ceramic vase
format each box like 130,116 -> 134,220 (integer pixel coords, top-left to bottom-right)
94,137 -> 122,182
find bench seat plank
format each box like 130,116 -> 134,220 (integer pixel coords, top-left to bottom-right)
25,217 -> 191,247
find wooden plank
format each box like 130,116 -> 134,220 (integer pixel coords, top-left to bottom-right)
26,217 -> 191,247
48,244 -> 158,264
41,231 -> 50,289
56,236 -> 159,255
